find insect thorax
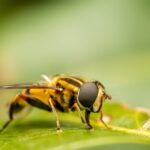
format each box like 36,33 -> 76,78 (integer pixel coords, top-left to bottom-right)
50,75 -> 83,112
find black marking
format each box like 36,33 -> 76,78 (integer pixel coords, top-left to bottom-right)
52,99 -> 65,112
61,78 -> 81,88
70,76 -> 85,83
13,103 -> 25,113
25,89 -> 30,94
9,103 -> 15,120
69,95 -> 75,108
26,97 -> 51,111
94,81 -> 105,89
56,83 -> 64,90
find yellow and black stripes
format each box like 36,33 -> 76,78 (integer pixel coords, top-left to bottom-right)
0,74 -> 111,132
11,75 -> 85,113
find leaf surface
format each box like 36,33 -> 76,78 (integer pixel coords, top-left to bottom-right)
0,102 -> 150,150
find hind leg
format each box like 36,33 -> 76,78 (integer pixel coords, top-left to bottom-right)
0,100 -> 15,132
0,103 -> 14,132
0,93 -> 29,132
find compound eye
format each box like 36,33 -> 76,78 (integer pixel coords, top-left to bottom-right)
78,82 -> 98,108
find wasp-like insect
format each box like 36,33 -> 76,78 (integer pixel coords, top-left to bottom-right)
0,75 -> 111,132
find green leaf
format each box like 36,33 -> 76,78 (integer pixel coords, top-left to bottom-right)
0,102 -> 150,150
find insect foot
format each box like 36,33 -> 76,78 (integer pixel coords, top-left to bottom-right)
57,128 -> 63,133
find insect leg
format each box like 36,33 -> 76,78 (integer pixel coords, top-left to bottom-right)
85,110 -> 93,129
74,103 -> 85,124
0,102 -> 14,132
0,93 -> 30,132
48,97 -> 62,132
99,111 -> 109,129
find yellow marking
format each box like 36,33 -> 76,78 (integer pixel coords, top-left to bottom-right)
25,89 -> 54,106
93,86 -> 103,112
58,80 -> 79,92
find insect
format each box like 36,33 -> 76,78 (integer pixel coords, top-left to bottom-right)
0,74 -> 111,132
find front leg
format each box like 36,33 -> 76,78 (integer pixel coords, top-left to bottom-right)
74,103 -> 85,124
99,111 -> 109,129
85,110 -> 93,129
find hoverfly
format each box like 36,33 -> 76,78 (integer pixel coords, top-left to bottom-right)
0,74 -> 111,132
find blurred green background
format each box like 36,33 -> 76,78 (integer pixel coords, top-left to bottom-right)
0,0 -> 150,109
0,1 -> 150,150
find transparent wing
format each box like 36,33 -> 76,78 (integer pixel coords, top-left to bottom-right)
0,83 -> 62,91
